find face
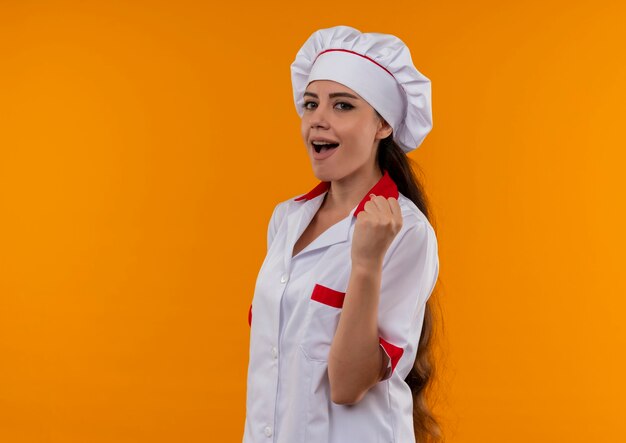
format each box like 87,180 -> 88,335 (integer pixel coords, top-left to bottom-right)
300,80 -> 392,181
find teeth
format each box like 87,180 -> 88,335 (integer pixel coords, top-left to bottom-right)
312,141 -> 335,145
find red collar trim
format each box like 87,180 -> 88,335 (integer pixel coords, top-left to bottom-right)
294,169 -> 399,217
293,180 -> 331,202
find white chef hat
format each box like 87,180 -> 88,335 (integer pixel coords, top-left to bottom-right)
291,25 -> 433,153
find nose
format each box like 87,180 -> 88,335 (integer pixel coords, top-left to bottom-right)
309,104 -> 330,129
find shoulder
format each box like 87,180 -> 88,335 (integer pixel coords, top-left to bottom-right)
271,188 -> 316,220
395,191 -> 435,236
271,196 -> 296,219
384,191 -> 438,263
268,195 -> 301,230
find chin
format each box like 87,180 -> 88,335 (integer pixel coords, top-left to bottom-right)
310,165 -> 334,182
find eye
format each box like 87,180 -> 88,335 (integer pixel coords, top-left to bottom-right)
335,102 -> 354,111
303,101 -> 317,110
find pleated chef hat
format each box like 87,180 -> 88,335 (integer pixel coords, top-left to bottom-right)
291,25 -> 433,153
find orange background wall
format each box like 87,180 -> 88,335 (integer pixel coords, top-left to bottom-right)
1,1 -> 625,442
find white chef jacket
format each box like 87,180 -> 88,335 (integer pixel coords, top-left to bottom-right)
243,170 -> 439,443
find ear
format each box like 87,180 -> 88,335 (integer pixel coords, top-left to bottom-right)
376,118 -> 393,140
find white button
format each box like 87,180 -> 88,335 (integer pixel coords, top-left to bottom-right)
264,426 -> 273,437
280,273 -> 289,283
271,346 -> 278,359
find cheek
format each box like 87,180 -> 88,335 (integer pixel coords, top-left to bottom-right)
341,122 -> 372,145
300,120 -> 308,140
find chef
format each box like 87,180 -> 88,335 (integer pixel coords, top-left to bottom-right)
243,25 -> 440,443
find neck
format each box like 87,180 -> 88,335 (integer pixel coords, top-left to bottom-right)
322,166 -> 383,214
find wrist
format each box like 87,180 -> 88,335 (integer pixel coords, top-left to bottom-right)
351,258 -> 383,274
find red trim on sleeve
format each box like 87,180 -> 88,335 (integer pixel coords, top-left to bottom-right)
311,284 -> 346,308
248,304 -> 252,327
379,337 -> 404,374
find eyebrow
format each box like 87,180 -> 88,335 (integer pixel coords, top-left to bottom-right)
303,91 -> 359,100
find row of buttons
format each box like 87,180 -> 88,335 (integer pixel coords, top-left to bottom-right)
275,272 -> 285,359
263,271 -> 287,438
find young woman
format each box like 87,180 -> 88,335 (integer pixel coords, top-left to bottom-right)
244,25 -> 441,443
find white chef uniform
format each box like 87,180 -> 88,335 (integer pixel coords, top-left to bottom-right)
243,169 -> 439,443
